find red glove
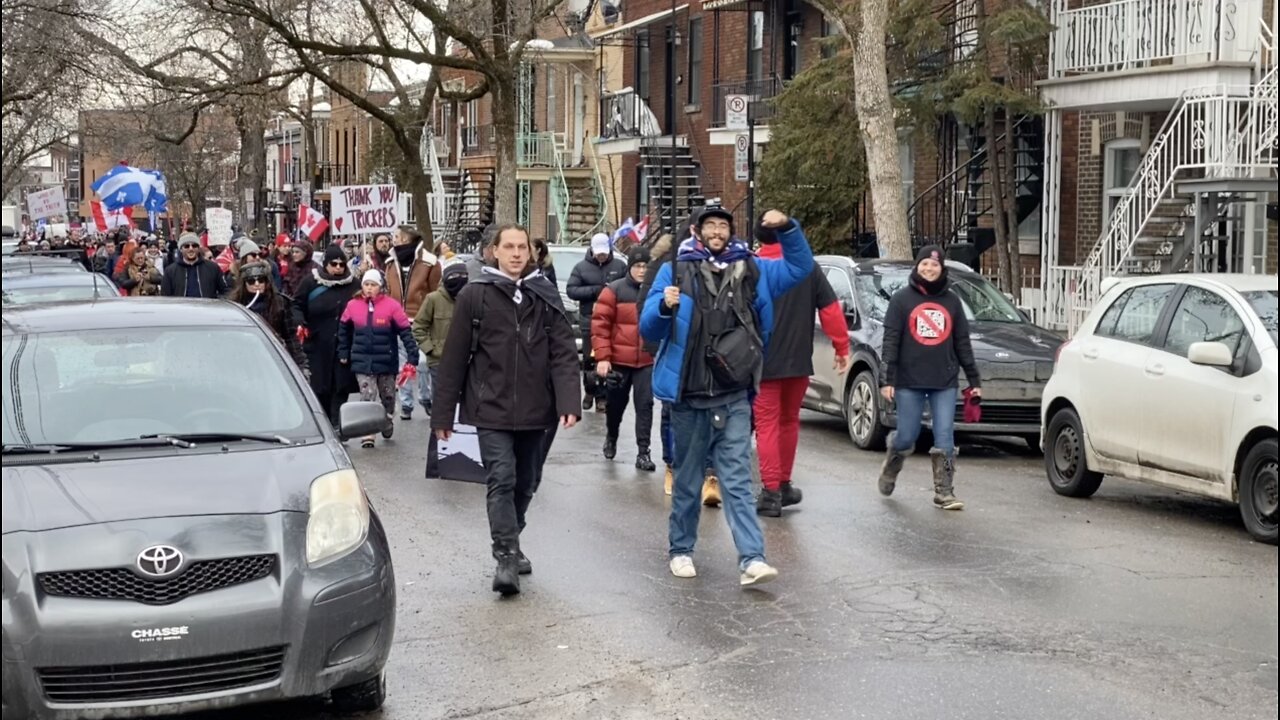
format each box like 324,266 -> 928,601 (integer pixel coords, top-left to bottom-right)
295,325 -> 309,343
395,362 -> 418,388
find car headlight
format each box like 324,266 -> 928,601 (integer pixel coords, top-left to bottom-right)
306,470 -> 370,566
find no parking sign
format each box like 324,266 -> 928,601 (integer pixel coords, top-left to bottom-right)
734,134 -> 750,181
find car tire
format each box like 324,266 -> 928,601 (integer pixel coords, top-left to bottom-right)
1045,407 -> 1103,498
331,671 -> 387,714
1238,438 -> 1278,545
845,371 -> 887,451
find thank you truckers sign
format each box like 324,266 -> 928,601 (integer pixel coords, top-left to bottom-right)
329,184 -> 399,236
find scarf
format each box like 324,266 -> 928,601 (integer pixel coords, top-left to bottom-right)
312,266 -> 355,288
676,236 -> 753,270
910,268 -> 949,296
482,266 -> 526,304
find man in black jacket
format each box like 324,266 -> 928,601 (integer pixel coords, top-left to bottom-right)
432,224 -> 581,597
566,232 -> 626,412
161,233 -> 227,298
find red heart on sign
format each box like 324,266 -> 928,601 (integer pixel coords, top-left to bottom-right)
334,217 -> 344,231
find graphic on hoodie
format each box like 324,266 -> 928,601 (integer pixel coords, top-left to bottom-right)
909,302 -> 952,346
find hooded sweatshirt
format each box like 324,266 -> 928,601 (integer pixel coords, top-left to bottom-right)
880,247 -> 981,391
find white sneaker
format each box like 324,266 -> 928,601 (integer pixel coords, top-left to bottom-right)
669,555 -> 697,578
739,560 -> 778,586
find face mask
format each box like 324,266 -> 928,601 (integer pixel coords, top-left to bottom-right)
443,275 -> 467,296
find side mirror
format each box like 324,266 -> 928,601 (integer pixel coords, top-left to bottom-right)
1187,341 -> 1233,367
340,401 -> 391,438
1017,308 -> 1032,323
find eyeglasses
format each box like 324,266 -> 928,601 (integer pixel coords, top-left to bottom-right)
327,260 -> 347,268
245,277 -> 269,286
180,243 -> 199,250
244,253 -> 261,261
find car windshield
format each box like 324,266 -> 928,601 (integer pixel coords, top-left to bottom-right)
856,269 -> 1026,324
2,326 -> 318,447
549,247 -> 586,285
1243,290 -> 1278,344
1,283 -> 105,306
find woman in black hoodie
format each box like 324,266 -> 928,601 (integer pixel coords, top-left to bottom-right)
878,245 -> 981,511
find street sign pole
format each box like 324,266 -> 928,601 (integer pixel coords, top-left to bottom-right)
747,103 -> 755,246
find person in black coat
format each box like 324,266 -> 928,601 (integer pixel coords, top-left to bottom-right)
566,232 -> 626,412
294,245 -> 359,429
229,261 -> 309,372
161,233 -> 228,298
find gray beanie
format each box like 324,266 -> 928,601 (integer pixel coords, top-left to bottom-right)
237,239 -> 262,259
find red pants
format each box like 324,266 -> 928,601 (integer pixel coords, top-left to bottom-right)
753,376 -> 809,491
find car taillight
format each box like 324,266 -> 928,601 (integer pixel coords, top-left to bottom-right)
1055,340 -> 1070,363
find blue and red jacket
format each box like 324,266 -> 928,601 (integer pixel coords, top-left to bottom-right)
337,294 -> 420,375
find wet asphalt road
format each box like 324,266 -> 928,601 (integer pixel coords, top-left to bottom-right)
210,407 -> 1276,720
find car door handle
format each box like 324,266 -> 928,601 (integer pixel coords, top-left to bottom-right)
1082,348 -> 1100,360
1145,363 -> 1165,377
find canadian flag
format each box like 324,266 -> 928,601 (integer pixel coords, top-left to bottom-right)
89,200 -> 134,233
297,204 -> 328,241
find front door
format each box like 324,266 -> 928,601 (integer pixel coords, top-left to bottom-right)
1139,285 -> 1249,482
1075,283 -> 1177,464
572,74 -> 585,166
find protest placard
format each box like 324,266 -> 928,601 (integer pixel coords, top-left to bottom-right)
329,184 -> 399,236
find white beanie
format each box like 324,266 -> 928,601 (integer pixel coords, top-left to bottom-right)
361,268 -> 384,286
590,232 -> 611,255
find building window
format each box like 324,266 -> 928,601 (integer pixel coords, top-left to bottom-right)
546,66 -> 557,132
898,136 -> 915,210
748,11 -> 764,83
637,165 -> 650,218
636,30 -> 651,102
687,17 -> 703,105
821,17 -> 838,60
464,100 -> 479,147
1104,139 -> 1142,223
784,13 -> 803,79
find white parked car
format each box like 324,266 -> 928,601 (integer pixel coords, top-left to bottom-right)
1041,274 -> 1278,543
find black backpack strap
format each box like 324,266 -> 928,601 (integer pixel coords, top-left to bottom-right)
469,287 -> 486,361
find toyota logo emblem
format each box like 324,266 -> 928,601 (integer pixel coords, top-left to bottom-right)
136,545 -> 184,578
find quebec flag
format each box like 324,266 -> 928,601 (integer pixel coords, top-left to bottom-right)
91,164 -> 167,212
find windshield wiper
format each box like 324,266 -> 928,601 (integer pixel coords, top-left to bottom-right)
1,437 -> 183,454
140,432 -> 293,446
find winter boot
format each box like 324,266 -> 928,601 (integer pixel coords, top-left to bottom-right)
663,466 -> 674,496
930,449 -> 964,511
635,449 -> 656,472
756,489 -> 783,517
596,398 -> 608,414
516,550 -> 533,576
381,415 -> 394,439
603,436 -> 618,460
582,394 -> 594,411
492,551 -> 521,596
360,436 -> 375,449
878,432 -> 907,497
702,473 -> 722,507
780,482 -> 803,507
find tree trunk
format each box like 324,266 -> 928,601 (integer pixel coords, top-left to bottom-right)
850,0 -> 911,260
236,118 -> 267,231
490,77 -> 519,225
396,123 -> 435,246
985,107 -> 1013,291
1003,114 -> 1023,292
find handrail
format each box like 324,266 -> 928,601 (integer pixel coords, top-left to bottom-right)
548,137 -> 571,243
575,135 -> 609,243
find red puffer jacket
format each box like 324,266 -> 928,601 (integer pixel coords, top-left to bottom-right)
591,277 -> 654,368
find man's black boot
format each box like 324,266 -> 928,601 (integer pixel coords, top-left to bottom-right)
756,489 -> 783,518
635,449 -> 656,472
780,482 -> 803,507
492,552 -> 521,596
603,436 -> 617,460
582,394 -> 594,411
516,551 -> 533,575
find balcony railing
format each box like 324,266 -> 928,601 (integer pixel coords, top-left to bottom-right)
518,132 -> 560,167
710,75 -> 783,128
598,88 -> 662,140
1049,0 -> 1261,77
315,163 -> 353,189
461,124 -> 495,157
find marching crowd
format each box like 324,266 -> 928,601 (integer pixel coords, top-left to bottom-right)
13,207 -> 983,599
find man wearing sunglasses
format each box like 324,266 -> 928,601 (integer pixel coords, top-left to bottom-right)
161,232 -> 228,298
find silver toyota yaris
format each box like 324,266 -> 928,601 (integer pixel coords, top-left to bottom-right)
2,298 -> 396,719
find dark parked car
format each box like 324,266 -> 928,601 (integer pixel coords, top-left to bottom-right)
1,271 -> 120,306
2,299 -> 395,719
804,256 -> 1064,450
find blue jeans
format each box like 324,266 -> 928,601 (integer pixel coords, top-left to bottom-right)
398,346 -> 430,414
669,398 -> 765,570
891,387 -> 958,456
662,402 -> 714,473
